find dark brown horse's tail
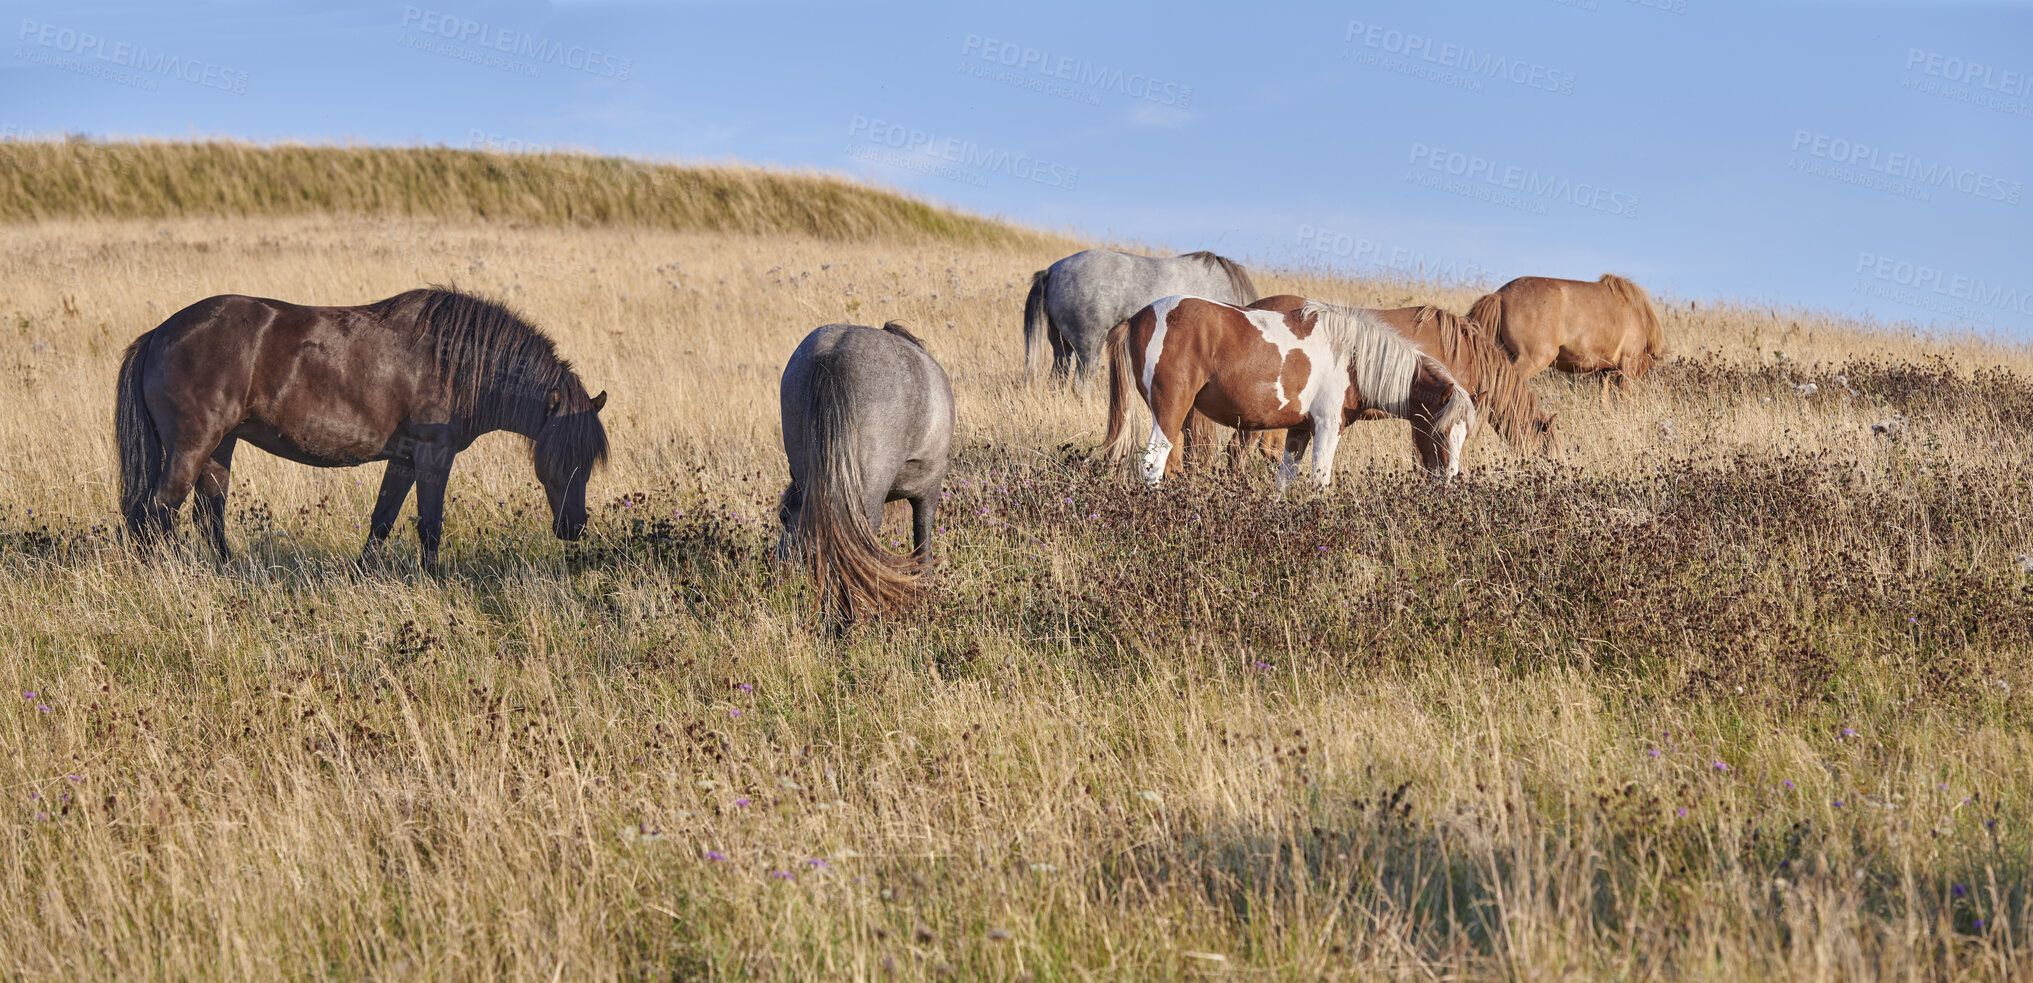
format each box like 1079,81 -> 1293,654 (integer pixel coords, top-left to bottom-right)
802,361 -> 921,623
1467,292 -> 1513,360
116,332 -> 164,537
1095,320 -> 1141,462
1021,268 -> 1051,383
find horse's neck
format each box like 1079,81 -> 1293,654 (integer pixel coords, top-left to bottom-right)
466,387 -> 548,440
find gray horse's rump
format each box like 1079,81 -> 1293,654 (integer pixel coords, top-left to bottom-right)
1024,249 -> 1257,383
778,321 -> 955,620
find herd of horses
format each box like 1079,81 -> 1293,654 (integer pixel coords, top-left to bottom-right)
110,248 -> 1667,622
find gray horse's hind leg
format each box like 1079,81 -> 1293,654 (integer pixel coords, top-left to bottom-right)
909,494 -> 937,560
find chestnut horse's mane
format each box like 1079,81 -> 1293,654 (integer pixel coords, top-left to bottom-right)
1296,301 -> 1421,418
1410,305 -> 1540,448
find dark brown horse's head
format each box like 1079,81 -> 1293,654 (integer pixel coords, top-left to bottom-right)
533,385 -> 609,540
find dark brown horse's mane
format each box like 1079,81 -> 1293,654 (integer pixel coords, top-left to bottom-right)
1415,306 -> 1541,448
375,286 -> 608,466
881,320 -> 926,350
1178,250 -> 1258,305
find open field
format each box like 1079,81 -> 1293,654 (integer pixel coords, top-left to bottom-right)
2,145 -> 2032,979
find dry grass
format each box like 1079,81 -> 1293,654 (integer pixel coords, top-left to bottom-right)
0,139 -> 1043,247
1,174 -> 2031,979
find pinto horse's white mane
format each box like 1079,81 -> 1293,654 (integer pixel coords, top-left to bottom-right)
1296,301 -> 1421,418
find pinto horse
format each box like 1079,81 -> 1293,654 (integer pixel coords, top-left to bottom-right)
1187,296 -> 1556,466
1097,296 -> 1475,490
117,288 -> 608,571
1467,274 -> 1667,390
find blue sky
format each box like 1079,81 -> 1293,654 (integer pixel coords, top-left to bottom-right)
5,0 -> 2030,338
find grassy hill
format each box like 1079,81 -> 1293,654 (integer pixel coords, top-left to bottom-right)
0,138 -> 1038,245
0,143 -> 2028,980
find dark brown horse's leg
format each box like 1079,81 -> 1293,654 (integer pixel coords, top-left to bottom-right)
150,430 -> 226,550
413,462 -> 450,575
360,461 -> 416,563
193,437 -> 237,559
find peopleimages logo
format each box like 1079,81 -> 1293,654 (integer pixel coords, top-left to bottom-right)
1904,49 -> 2033,97
1343,20 -> 1575,95
958,35 -> 1191,107
16,18 -> 249,93
1294,226 -> 1497,287
846,116 -> 1078,190
1790,130 -> 2020,205
1856,252 -> 2033,320
1407,142 -> 1639,218
398,7 -> 632,80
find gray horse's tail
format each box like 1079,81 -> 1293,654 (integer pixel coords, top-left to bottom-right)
116,331 -> 165,539
1021,268 -> 1051,383
1095,320 -> 1142,462
801,360 -> 922,622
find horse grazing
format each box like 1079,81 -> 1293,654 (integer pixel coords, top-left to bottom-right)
116,288 -> 609,572
1467,274 -> 1667,388
777,321 -> 954,624
1189,296 -> 1556,464
1023,249 -> 1256,384
1097,297 -> 1475,490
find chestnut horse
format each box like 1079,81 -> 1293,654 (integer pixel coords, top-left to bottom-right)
1467,274 -> 1667,388
1187,296 -> 1557,466
1097,296 -> 1475,490
117,288 -> 608,572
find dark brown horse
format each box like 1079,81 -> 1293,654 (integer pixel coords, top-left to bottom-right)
1187,296 -> 1557,465
1097,296 -> 1475,489
1467,274 -> 1667,390
117,288 -> 608,571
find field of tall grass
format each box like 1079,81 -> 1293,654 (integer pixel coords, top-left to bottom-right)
1,142 -> 2029,979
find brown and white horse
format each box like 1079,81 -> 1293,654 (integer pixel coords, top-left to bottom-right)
1097,296 -> 1476,490
1189,296 -> 1556,466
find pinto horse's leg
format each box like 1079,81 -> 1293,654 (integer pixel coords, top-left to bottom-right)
1308,413 -> 1343,489
193,436 -> 237,559
1275,427 -> 1312,496
360,461 -> 417,563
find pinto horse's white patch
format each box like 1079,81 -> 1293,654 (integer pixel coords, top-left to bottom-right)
1141,422 -> 1174,486
1243,308 -> 1333,414
1141,296 -> 1188,397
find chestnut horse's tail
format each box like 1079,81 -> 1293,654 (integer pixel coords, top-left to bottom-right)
1095,320 -> 1142,462
1467,292 -> 1513,361
1022,268 -> 1052,383
1598,272 -> 1668,359
116,331 -> 165,538
801,360 -> 921,623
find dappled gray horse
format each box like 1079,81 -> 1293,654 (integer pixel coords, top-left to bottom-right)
777,321 -> 954,622
1023,249 -> 1258,384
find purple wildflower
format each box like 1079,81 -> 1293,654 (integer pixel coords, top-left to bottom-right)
1647,749 -> 1661,758
734,797 -> 751,807
730,709 -> 742,718
770,870 -> 794,880
704,850 -> 726,861
736,683 -> 753,693
1676,807 -> 1688,816
1952,884 -> 1968,899
1713,761 -> 1730,772
1784,779 -> 1795,790
806,858 -> 829,869
22,692 -> 35,700
1841,728 -> 1858,738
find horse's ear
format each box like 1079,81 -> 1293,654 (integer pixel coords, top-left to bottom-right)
591,391 -> 608,413
546,388 -> 562,415
1542,413 -> 1558,432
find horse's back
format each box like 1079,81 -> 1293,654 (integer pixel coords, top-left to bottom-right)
782,324 -> 954,489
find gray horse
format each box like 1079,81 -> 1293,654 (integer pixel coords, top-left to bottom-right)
1023,249 -> 1258,383
777,321 -> 954,622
